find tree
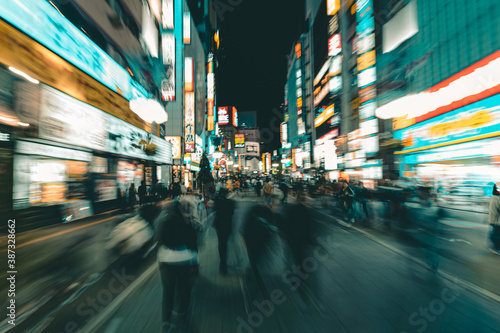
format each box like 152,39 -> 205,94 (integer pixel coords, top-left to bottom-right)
197,152 -> 214,198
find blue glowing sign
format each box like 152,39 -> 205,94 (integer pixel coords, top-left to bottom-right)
0,0 -> 150,101
356,0 -> 374,22
356,15 -> 375,38
394,93 -> 500,152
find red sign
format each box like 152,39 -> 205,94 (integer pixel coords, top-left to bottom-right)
328,34 -> 341,56
185,143 -> 195,153
218,107 -> 229,125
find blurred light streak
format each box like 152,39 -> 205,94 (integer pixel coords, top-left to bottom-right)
9,66 -> 39,84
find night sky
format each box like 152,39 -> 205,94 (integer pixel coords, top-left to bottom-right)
217,0 -> 304,152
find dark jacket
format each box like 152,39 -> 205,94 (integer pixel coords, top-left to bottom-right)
214,198 -> 235,234
156,208 -> 198,251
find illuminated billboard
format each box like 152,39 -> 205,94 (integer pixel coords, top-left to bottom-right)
162,0 -> 174,29
218,107 -> 229,125
328,34 -> 341,56
162,33 -> 176,101
0,0 -> 150,101
232,106 -> 239,127
185,92 -> 195,153
165,136 -> 182,159
281,122 -> 288,143
183,12 -> 191,44
185,57 -> 194,92
235,134 -> 245,148
327,0 -> 340,16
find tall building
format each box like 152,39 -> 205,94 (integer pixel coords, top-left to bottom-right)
0,0 -> 216,227
376,0 -> 500,185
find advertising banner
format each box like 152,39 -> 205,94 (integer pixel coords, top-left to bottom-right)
246,142 -> 260,156
0,0 -> 150,101
218,107 -> 229,125
165,136 -> 182,159
39,85 -> 107,151
394,94 -> 500,152
183,12 -> 191,44
328,34 -> 341,56
107,115 -> 173,164
185,92 -> 195,153
235,134 -> 245,148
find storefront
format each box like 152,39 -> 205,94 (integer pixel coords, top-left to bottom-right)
394,92 -> 500,189
9,84 -> 172,224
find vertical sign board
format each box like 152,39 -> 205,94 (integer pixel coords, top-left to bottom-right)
232,106 -> 238,127
185,92 -> 195,153
162,0 -> 174,29
328,34 -> 342,56
207,57 -> 215,131
162,33 -> 175,101
165,136 -> 182,159
183,12 -> 191,44
356,0 -> 378,155
185,57 -> 194,92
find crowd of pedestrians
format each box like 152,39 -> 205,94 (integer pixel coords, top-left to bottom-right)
148,174 -> 500,333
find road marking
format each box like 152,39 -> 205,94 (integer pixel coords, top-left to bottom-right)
79,264 -> 158,333
323,210 -> 500,304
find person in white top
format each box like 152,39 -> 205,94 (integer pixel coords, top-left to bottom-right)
156,196 -> 199,332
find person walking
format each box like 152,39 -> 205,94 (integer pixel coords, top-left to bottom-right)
128,183 -> 137,208
138,180 -> 147,206
488,184 -> 500,255
263,178 -> 273,208
213,188 -> 235,274
279,181 -> 289,204
156,196 -> 199,333
255,179 -> 262,197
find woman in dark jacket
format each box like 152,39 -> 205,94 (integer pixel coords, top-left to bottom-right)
156,196 -> 199,332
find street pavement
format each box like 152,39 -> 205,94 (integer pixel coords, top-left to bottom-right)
0,199 -> 173,333
70,191 -> 500,333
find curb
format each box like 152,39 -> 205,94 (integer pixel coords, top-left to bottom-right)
316,208 -> 500,304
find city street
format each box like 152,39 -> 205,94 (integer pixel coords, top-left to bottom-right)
10,191 -> 497,333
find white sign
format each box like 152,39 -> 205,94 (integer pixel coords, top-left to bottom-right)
358,67 -> 377,88
329,55 -> 342,75
16,140 -> 92,161
360,118 -> 378,137
328,34 -> 341,56
314,58 -> 332,86
162,0 -> 174,29
314,84 -> 330,106
329,76 -> 342,94
324,140 -> 338,170
358,33 -> 375,54
142,2 -> 159,57
39,86 -> 107,151
162,33 -> 175,65
183,12 -> 191,44
184,92 -> 195,153
162,33 -> 175,101
107,115 -> 173,164
207,73 -> 214,100
359,102 -> 376,120
362,135 -> 379,154
246,142 -> 260,156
